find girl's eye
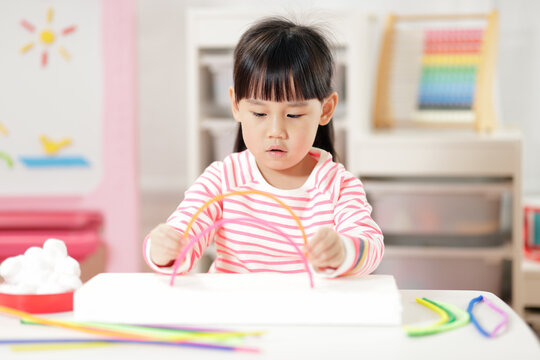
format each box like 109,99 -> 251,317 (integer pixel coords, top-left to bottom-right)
287,114 -> 302,119
252,112 -> 266,118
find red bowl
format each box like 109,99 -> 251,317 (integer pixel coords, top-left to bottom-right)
0,291 -> 74,313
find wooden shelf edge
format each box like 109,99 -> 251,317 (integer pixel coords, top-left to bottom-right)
522,258 -> 540,275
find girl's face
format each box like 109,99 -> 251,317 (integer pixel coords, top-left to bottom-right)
229,88 -> 338,181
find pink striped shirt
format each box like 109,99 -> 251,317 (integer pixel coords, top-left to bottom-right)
145,148 -> 384,277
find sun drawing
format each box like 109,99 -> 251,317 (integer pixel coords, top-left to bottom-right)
19,8 -> 76,67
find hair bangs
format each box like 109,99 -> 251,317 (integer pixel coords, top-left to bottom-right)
234,31 -> 331,102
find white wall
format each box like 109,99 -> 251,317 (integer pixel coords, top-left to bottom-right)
138,0 -> 539,195
496,0 -> 540,194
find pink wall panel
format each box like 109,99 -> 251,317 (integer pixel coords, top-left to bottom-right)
0,0 -> 139,272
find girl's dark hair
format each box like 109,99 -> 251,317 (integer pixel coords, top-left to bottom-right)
232,17 -> 337,160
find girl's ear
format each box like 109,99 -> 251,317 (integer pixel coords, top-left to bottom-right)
229,87 -> 241,122
320,92 -> 339,126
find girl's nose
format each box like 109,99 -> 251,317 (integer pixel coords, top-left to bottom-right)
268,115 -> 286,139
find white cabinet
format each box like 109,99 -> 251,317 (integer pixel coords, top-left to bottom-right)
185,8 -> 370,182
348,128 -> 525,314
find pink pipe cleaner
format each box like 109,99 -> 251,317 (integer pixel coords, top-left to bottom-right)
169,217 -> 314,288
482,296 -> 509,337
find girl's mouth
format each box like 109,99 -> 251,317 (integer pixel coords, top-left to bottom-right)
266,147 -> 287,158
267,146 -> 286,152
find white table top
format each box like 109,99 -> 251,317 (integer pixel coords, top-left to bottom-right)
0,290 -> 538,360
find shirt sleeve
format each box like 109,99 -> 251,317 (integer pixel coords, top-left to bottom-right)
331,171 -> 384,277
143,161 -> 224,274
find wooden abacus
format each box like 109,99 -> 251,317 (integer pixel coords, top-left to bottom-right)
373,11 -> 498,132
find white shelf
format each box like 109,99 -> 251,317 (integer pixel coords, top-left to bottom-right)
521,258 -> 540,310
349,127 -> 522,177
384,243 -> 513,262
522,258 -> 540,276
364,179 -> 513,194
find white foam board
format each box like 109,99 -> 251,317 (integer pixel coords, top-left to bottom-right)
74,273 -> 402,325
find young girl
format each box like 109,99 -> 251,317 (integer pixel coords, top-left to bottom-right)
144,17 -> 384,277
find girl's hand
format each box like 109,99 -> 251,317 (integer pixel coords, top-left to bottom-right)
148,224 -> 188,266
306,227 -> 346,270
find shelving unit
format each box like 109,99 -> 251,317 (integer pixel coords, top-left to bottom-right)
348,127 -> 524,314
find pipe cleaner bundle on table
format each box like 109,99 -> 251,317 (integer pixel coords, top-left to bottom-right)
373,11 -> 498,131
402,295 -> 508,338
73,190 -> 402,326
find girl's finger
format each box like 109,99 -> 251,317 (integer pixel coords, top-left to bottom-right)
164,227 -> 182,239
323,248 -> 344,267
316,243 -> 341,264
309,234 -> 338,258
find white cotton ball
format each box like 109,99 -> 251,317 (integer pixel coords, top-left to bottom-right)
0,283 -> 36,294
20,283 -> 38,294
0,283 -> 32,294
0,255 -> 24,283
24,246 -> 54,272
39,251 -> 56,270
24,246 -> 44,258
55,274 -> 82,292
36,281 -> 64,295
54,256 -> 81,277
0,239 -> 82,295
0,284 -> 17,294
43,238 -> 68,259
42,271 -> 61,285
17,269 -> 42,290
36,272 -> 78,294
23,254 -> 52,275
17,257 -> 52,291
